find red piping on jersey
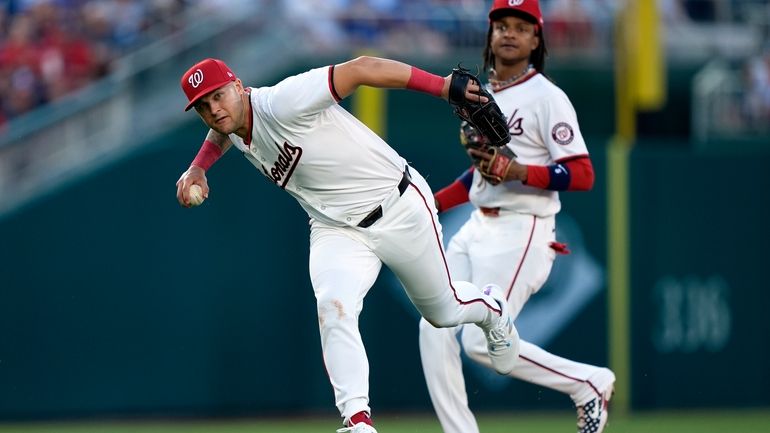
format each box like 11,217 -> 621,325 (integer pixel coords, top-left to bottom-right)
491,70 -> 539,93
244,90 -> 254,147
519,354 -> 603,398
410,182 -> 502,316
328,65 -> 342,102
505,216 -> 536,300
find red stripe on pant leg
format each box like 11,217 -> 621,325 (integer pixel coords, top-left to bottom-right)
505,216 -> 537,300
519,355 -> 602,397
407,183 -> 501,315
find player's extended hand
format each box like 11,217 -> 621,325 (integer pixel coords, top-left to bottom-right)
446,68 -> 509,148
176,165 -> 209,208
441,75 -> 489,104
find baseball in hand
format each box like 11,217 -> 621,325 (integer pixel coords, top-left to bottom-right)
188,184 -> 205,207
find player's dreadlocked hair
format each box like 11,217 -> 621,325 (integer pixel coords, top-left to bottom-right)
483,13 -> 548,77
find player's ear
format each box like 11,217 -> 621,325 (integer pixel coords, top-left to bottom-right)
531,31 -> 540,51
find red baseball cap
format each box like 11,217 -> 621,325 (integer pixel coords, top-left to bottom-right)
180,58 -> 237,111
489,0 -> 544,27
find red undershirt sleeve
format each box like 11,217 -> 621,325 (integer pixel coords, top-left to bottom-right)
434,167 -> 474,212
523,156 -> 594,191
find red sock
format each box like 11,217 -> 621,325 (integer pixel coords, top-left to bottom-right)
349,411 -> 373,427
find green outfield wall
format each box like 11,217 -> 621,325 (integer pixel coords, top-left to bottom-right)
1,64 -> 768,420
628,148 -> 770,408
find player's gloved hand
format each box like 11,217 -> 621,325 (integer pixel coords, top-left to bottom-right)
448,67 -> 510,148
176,165 -> 210,207
459,120 -> 521,186
459,120 -> 490,164
468,146 -> 521,185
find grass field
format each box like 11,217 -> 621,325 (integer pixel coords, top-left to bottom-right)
2,410 -> 770,433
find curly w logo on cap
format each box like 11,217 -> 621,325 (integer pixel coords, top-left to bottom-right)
188,69 -> 204,88
180,58 -> 237,111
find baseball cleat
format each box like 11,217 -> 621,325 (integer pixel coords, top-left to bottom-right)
336,422 -> 378,433
481,284 -> 519,375
576,382 -> 614,433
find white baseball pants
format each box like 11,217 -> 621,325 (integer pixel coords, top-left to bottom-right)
419,210 -> 614,433
308,167 -> 508,425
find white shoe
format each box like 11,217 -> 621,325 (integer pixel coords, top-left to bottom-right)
576,381 -> 614,433
336,422 -> 378,433
481,284 -> 519,375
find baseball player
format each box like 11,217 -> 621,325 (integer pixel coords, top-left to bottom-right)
418,1 -> 615,433
174,56 -> 520,433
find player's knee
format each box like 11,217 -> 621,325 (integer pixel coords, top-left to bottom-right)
422,312 -> 456,329
316,297 -> 351,329
419,317 -> 449,336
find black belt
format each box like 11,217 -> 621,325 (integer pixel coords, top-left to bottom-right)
358,167 -> 411,228
480,207 -> 501,217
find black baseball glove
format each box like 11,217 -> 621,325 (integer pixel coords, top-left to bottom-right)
460,120 -> 517,185
448,67 -> 511,148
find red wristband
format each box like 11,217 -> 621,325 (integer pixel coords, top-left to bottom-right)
406,66 -> 444,97
191,140 -> 222,171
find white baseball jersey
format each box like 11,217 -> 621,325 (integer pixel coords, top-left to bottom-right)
468,72 -> 589,217
220,65 -> 516,426
227,66 -> 407,227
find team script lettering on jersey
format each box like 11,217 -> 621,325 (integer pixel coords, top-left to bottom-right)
261,141 -> 303,188
507,108 -> 523,136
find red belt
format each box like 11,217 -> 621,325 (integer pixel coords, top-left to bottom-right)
480,207 -> 500,217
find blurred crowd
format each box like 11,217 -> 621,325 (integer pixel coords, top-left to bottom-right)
743,49 -> 770,127
2,0 -> 769,131
283,0 -> 768,56
285,0 -> 770,132
283,0 -> 619,56
0,0 -> 232,128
